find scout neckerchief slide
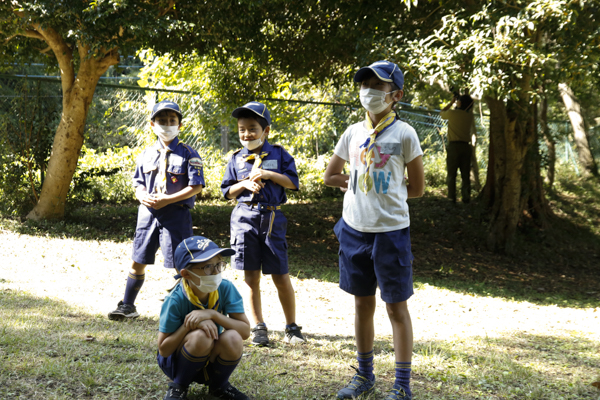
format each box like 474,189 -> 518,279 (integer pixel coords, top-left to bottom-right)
182,278 -> 220,311
156,147 -> 171,194
359,110 -> 397,192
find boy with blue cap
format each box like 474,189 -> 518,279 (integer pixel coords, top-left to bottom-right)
324,61 -> 425,400
221,101 -> 306,346
108,100 -> 205,321
157,236 -> 251,400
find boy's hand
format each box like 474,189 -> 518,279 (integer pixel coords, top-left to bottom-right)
250,168 -> 272,182
151,193 -> 171,210
239,178 -> 265,194
197,320 -> 219,340
184,309 -> 214,329
138,192 -> 157,208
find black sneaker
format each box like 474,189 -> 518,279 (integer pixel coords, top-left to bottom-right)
251,323 -> 269,346
163,382 -> 188,400
209,382 -> 250,400
284,323 -> 306,344
107,300 -> 139,321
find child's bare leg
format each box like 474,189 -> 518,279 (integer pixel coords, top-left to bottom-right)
271,273 -> 296,325
180,329 -> 215,357
244,270 -> 263,324
210,330 -> 244,362
130,261 -> 146,275
386,301 -> 413,361
355,295 -> 376,352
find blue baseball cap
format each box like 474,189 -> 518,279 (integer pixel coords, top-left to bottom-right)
174,236 -> 235,271
151,100 -> 183,121
231,101 -> 272,125
354,60 -> 404,90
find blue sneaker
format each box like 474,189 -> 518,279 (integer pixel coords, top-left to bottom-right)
337,373 -> 375,399
384,385 -> 412,400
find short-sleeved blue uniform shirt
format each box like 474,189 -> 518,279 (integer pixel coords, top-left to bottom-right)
133,137 -> 205,208
220,140 -> 299,204
159,279 -> 244,335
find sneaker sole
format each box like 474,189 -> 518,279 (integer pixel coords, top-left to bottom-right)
108,312 -> 140,321
284,336 -> 306,344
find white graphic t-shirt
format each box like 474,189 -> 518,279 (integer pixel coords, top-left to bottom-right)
334,119 -> 423,233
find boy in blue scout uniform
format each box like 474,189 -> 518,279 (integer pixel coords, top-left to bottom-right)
220,101 -> 306,346
324,61 -> 425,400
157,236 -> 251,400
108,100 -> 205,321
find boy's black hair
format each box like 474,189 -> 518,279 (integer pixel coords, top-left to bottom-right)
152,109 -> 181,124
234,109 -> 269,130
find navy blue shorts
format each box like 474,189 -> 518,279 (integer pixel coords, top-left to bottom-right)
132,204 -> 193,269
334,217 -> 414,303
157,349 -> 210,385
230,203 -> 289,275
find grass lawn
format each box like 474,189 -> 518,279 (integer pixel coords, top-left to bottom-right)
1,177 -> 599,399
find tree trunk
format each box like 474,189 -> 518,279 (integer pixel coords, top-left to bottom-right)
27,49 -> 117,220
220,123 -> 230,154
558,82 -> 598,177
540,90 -> 555,187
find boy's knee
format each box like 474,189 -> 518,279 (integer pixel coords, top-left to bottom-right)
184,329 -> 215,355
244,271 -> 261,286
271,273 -> 291,288
385,302 -> 410,322
216,330 -> 244,354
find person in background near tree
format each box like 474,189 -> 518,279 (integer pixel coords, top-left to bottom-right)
157,236 -> 251,400
324,60 -> 424,400
108,100 -> 205,321
221,101 -> 306,347
440,93 -> 475,204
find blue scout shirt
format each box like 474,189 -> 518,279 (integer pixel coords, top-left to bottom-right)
133,137 -> 205,209
159,279 -> 245,335
221,140 -> 299,205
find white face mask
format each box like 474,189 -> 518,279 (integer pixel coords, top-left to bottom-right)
240,131 -> 265,150
187,270 -> 223,293
359,88 -> 395,114
152,124 -> 179,142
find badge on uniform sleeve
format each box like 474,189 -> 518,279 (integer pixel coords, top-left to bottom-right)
171,176 -> 178,183
189,157 -> 203,169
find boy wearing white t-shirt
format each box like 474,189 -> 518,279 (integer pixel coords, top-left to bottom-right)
324,60 -> 424,400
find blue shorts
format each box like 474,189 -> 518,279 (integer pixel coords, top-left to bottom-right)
334,217 -> 414,303
157,349 -> 210,385
132,204 -> 193,269
230,203 -> 289,275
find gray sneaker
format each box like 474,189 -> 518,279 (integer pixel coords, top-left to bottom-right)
284,323 -> 306,344
108,301 -> 139,321
337,373 -> 375,399
251,323 -> 269,346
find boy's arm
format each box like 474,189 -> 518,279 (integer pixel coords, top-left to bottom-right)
151,184 -> 203,210
250,169 -> 297,190
323,154 -> 349,188
185,309 -> 251,340
225,179 -> 263,199
157,325 -> 190,358
406,155 -> 425,198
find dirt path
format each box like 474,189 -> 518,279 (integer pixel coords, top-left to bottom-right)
1,230 -> 598,344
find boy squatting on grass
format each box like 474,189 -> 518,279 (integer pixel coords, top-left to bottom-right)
324,61 -> 425,400
220,102 -> 306,346
157,236 -> 251,400
108,101 -> 205,321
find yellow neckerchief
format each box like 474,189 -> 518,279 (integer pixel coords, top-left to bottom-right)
182,279 -> 220,310
244,151 -> 269,171
156,146 -> 172,194
361,111 -> 397,191
244,151 -> 269,183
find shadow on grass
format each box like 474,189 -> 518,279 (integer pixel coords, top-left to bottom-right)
1,289 -> 598,400
3,188 -> 599,309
